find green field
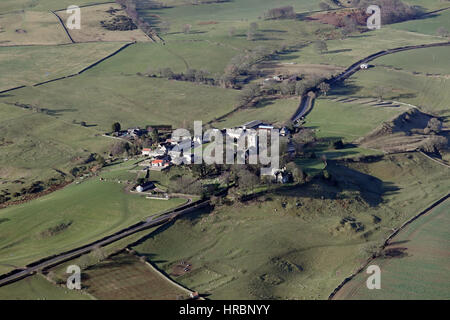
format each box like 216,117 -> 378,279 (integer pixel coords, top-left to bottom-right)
375,46 -> 450,76
0,102 -> 113,196
284,28 -> 443,68
0,162 -> 185,274
133,153 -> 450,299
389,9 -> 450,37
0,274 -> 92,300
306,98 -> 408,142
0,74 -> 239,131
213,97 -> 300,129
334,198 -> 450,300
348,62 -> 450,117
0,0 -> 105,13
0,42 -> 125,91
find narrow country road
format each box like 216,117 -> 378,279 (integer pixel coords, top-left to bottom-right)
291,41 -> 450,122
0,200 -> 209,288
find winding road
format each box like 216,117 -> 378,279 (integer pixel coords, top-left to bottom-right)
291,41 -> 450,122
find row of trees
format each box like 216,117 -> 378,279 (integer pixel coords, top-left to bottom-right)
116,0 -> 158,38
236,75 -> 330,106
264,6 -> 296,20
143,67 -> 216,85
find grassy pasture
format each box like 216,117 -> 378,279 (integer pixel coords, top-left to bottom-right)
90,41 -> 238,75
0,0 -> 106,13
403,0 -> 450,11
345,65 -> 450,117
0,102 -> 112,196
388,8 -> 450,37
334,198 -> 450,300
0,74 -> 240,131
133,152 -> 450,299
140,0 -> 326,30
283,28 -> 443,67
0,274 -> 92,300
374,46 -> 450,76
306,98 -> 408,142
55,3 -> 150,43
0,42 -> 125,91
0,11 -> 69,46
0,165 -> 185,274
213,97 -> 300,129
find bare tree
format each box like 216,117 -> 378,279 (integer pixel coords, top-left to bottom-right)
314,40 -> 328,54
437,27 -> 449,38
182,24 -> 192,34
374,86 -> 388,101
427,118 -> 442,134
318,82 -> 331,95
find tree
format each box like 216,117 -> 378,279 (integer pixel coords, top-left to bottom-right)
280,81 -> 296,96
318,82 -> 331,95
314,40 -> 328,54
427,118 -> 442,134
265,6 -> 296,20
319,2 -> 331,10
374,86 -> 388,101
110,141 -> 129,156
286,162 -> 305,183
295,81 -> 307,96
182,24 -> 192,34
342,16 -> 358,35
237,83 -> 261,105
247,22 -> 258,41
436,27 -> 450,38
237,168 -> 259,192
91,245 -> 107,263
112,122 -> 121,132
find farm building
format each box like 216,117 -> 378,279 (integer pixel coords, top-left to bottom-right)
136,181 -> 155,193
151,159 -> 170,168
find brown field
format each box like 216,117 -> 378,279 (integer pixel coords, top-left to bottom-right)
55,3 -> 150,43
309,9 -> 368,27
82,252 -> 190,300
0,11 -> 70,46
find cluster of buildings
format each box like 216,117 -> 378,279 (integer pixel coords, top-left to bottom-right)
139,121 -> 292,182
111,127 -> 148,139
